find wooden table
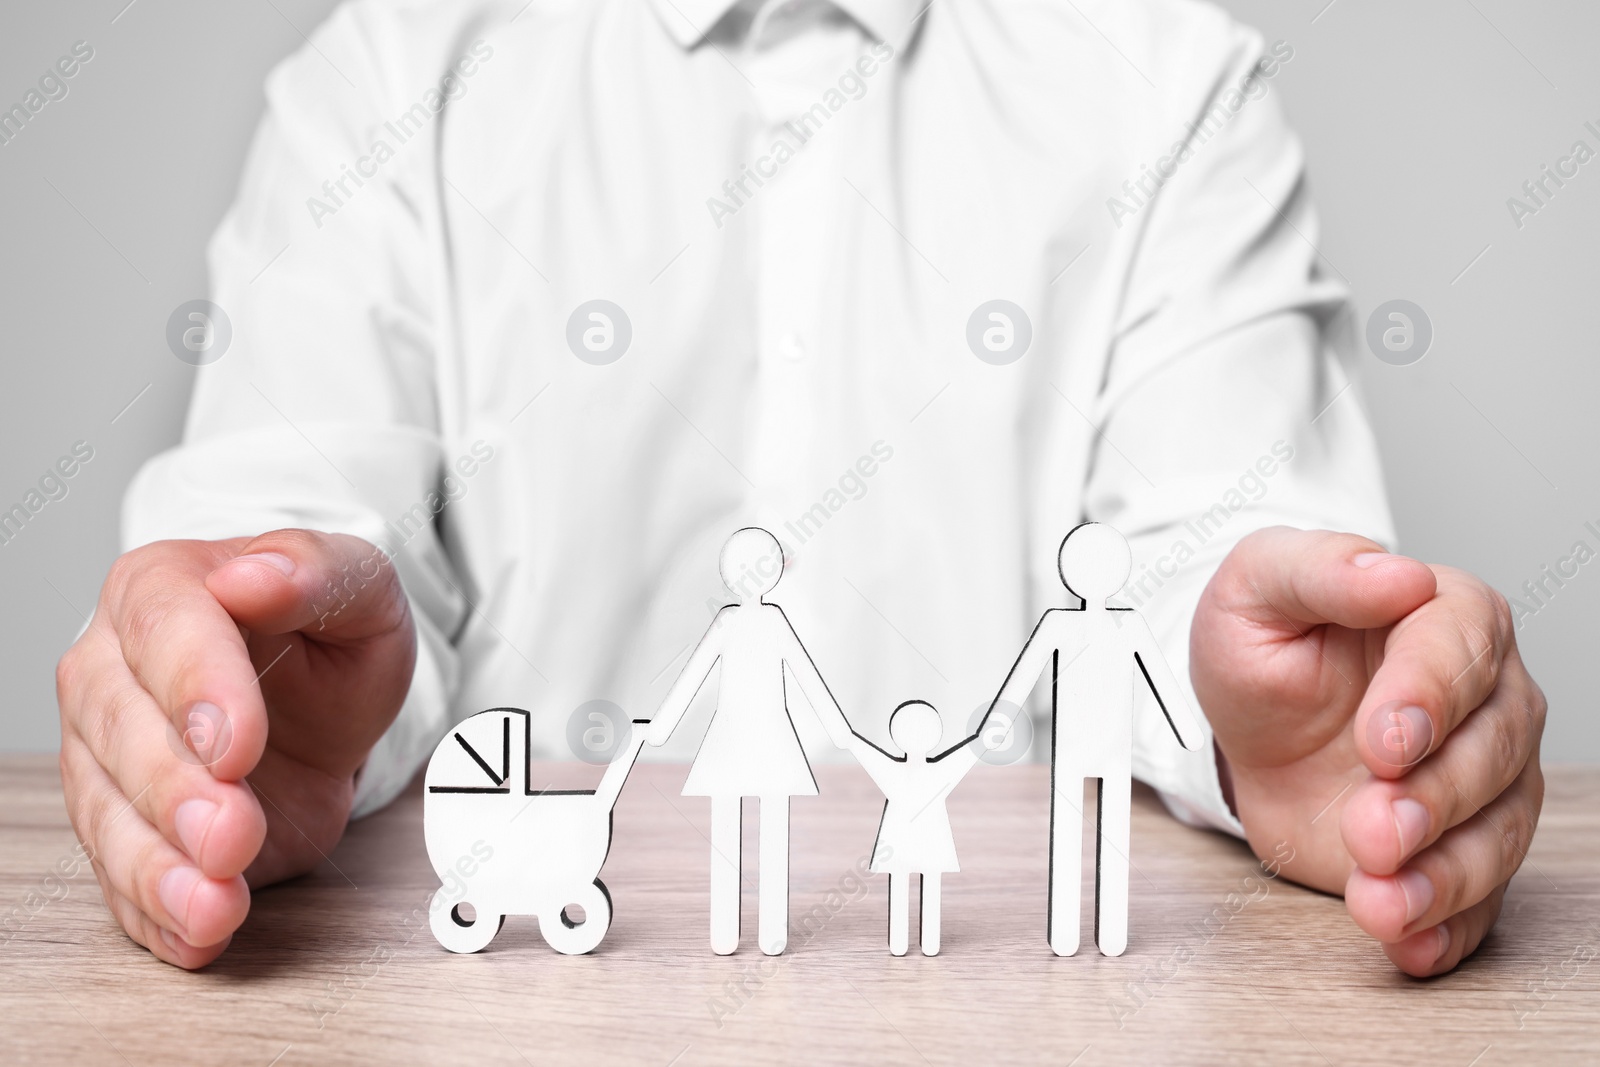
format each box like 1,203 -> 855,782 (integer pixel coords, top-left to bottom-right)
2,755 -> 1597,1065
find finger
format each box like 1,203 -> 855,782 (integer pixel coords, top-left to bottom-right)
207,531 -> 414,769
1342,650 -> 1545,874
1352,567 -> 1517,779
93,867 -> 231,970
204,529 -> 409,644
101,542 -> 267,782
237,750 -> 352,888
1382,885 -> 1506,978
60,646 -> 266,877
1212,527 -> 1437,633
1344,756 -> 1542,944
64,743 -> 249,947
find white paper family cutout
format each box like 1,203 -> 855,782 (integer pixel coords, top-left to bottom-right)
987,521 -> 1203,956
644,527 -> 853,956
423,523 -> 1200,958
845,700 -> 986,956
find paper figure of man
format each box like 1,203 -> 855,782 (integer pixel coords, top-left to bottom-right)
989,522 -> 1202,956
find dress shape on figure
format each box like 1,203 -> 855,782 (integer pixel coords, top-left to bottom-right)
988,522 -> 1202,957
844,700 -> 988,956
647,527 -> 851,955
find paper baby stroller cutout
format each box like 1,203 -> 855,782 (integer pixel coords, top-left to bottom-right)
647,527 -> 853,957
987,521 -> 1203,957
424,707 -> 647,954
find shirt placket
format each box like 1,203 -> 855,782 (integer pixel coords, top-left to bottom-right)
740,2 -> 856,503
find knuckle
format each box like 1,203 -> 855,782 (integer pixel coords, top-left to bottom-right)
1228,527 -> 1285,576
1519,758 -> 1546,821
55,643 -> 85,702
1528,762 -> 1547,823
1433,847 -> 1474,917
1485,704 -> 1524,786
57,745 -> 100,852
1235,527 -> 1278,553
1527,679 -> 1549,735
1498,806 -> 1534,875
117,586 -> 186,675
104,542 -> 176,601
90,678 -> 146,768
1486,586 -> 1514,642
1480,782 -> 1539,889
128,835 -> 169,914
370,556 -> 411,629
1452,612 -> 1500,696
70,778 -> 112,861
319,541 -> 408,632
251,526 -> 323,561
103,549 -> 143,600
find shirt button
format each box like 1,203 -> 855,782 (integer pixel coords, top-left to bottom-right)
776,332 -> 806,361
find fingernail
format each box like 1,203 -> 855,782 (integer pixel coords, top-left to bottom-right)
157,927 -> 184,953
1367,701 -> 1434,768
1397,868 -> 1435,925
1391,798 -> 1430,860
173,799 -> 218,864
1353,552 -> 1404,569
158,866 -> 202,937
181,702 -> 232,767
1432,923 -> 1452,964
229,552 -> 295,576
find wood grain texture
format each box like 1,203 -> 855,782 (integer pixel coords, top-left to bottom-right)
2,755 -> 1597,1065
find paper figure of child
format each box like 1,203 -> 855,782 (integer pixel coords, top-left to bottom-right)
647,527 -> 852,956
988,521 -> 1203,957
841,700 -> 994,956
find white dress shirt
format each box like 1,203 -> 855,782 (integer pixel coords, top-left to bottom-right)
123,0 -> 1395,834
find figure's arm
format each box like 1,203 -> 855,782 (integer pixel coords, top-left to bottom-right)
842,731 -> 900,794
645,612 -> 726,746
1132,616 -> 1204,751
931,733 -> 984,777
775,608 -> 852,748
934,695 -> 1044,775
979,610 -> 1058,735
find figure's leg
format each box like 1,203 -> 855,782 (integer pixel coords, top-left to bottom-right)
888,874 -> 909,956
1049,773 -> 1084,956
758,796 -> 789,955
1095,777 -> 1132,957
920,874 -> 942,956
710,795 -> 742,955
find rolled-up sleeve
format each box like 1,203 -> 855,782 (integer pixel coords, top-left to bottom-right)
122,7 -> 465,817
1085,30 -> 1396,835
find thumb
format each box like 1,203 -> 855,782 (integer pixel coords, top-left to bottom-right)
1210,527 -> 1437,634
203,529 -> 410,643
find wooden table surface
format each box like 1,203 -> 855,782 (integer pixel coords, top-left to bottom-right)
2,754 -> 1597,1066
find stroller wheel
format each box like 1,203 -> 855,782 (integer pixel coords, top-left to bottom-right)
429,888 -> 505,953
540,879 -> 612,955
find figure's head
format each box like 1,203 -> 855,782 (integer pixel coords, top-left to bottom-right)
1057,521 -> 1131,604
888,700 -> 943,760
719,527 -> 784,602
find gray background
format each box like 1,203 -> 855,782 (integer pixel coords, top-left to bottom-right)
2,0 -> 1595,757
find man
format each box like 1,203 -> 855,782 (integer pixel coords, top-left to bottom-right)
56,0 -> 1544,976
990,521 -> 1207,958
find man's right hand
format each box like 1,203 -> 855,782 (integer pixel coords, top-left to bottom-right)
56,530 -> 416,968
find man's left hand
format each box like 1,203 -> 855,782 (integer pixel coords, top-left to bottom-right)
1191,527 -> 1546,976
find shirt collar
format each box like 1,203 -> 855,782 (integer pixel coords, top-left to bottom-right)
649,0 -> 918,50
